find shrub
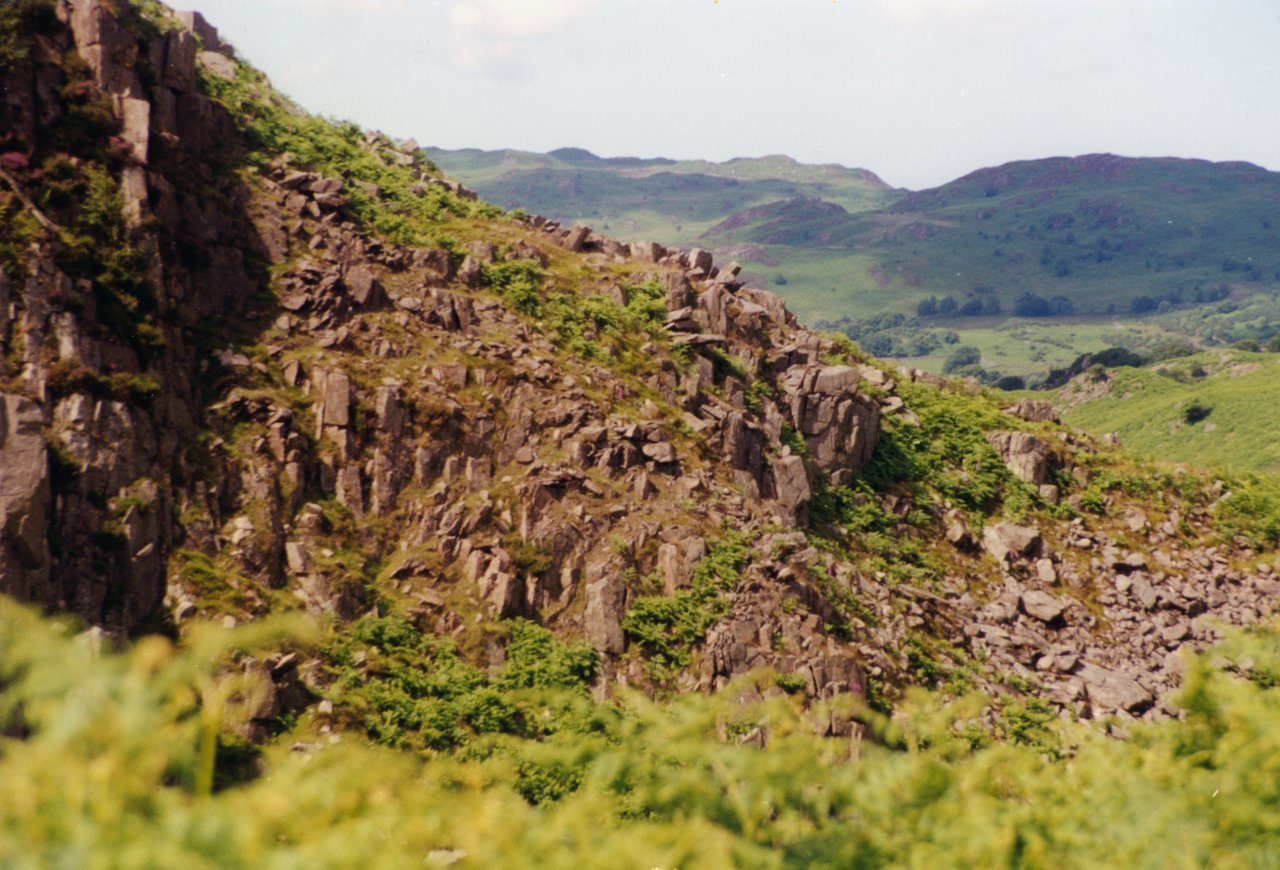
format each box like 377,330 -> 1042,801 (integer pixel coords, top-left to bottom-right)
1183,401 -> 1212,424
942,345 -> 981,374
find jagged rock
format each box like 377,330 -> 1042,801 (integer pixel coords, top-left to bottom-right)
584,562 -> 626,654
0,394 -> 51,603
946,521 -> 977,551
778,365 -> 880,478
316,369 -> 352,430
562,224 -> 591,253
374,386 -> 404,434
771,455 -> 811,521
284,542 -> 310,574
986,431 -> 1056,485
344,264 -> 382,307
1004,399 -> 1060,424
641,441 -> 677,464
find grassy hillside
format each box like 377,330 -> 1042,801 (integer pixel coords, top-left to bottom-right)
1057,348 -> 1280,476
433,148 -> 1280,377
425,146 -> 899,242
709,155 -> 1280,319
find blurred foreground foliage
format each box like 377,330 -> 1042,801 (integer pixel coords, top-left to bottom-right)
3,597 -> 1280,868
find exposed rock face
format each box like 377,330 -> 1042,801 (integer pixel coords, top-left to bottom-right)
1004,399 -> 1060,424
778,364 -> 880,486
0,394 -> 51,603
0,1 -> 263,626
1,0 -> 1276,737
987,431 -> 1057,486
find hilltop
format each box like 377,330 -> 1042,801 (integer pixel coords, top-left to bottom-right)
2,2 -> 1280,865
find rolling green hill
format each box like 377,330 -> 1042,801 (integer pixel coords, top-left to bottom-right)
431,148 -> 1280,370
424,146 -> 899,242
714,155 -> 1280,323
1055,347 -> 1280,476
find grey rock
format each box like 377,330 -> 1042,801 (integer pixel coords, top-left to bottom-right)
1075,662 -> 1153,712
1020,590 -> 1066,624
983,521 -> 1042,561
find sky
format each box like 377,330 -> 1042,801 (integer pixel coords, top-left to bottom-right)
187,0 -> 1280,190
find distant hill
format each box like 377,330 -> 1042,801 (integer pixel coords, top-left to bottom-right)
424,146 -> 897,244
431,149 -> 1280,351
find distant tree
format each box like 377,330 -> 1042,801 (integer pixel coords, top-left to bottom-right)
773,274 -> 788,286
1013,293 -> 1054,317
937,295 -> 958,316
916,296 -> 938,317
943,345 -> 982,374
984,297 -> 1004,316
1054,258 -> 1071,277
959,298 -> 984,316
994,375 -> 1026,391
1050,295 -> 1075,315
1130,296 -> 1159,314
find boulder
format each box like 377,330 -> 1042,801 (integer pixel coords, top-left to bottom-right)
1075,662 -> 1153,713
1020,590 -> 1065,624
983,521 -> 1042,561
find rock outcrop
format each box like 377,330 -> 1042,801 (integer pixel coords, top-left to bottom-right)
0,0 -> 1275,736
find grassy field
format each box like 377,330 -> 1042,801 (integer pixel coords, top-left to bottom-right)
1057,349 -> 1280,475
900,318 -> 1188,378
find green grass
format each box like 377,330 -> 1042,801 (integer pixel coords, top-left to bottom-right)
1059,349 -> 1280,475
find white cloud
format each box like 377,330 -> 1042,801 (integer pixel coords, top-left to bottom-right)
449,0 -> 601,75
871,0 -> 1028,38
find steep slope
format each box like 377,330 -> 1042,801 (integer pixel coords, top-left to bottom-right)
1,0 -> 1278,759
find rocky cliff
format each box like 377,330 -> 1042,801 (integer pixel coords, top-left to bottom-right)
1,0 -> 1276,735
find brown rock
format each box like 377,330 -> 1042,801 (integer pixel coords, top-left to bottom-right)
771,455 -> 811,519
0,394 -> 51,602
344,265 -> 381,307
317,369 -> 351,429
1003,399 -> 1060,424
